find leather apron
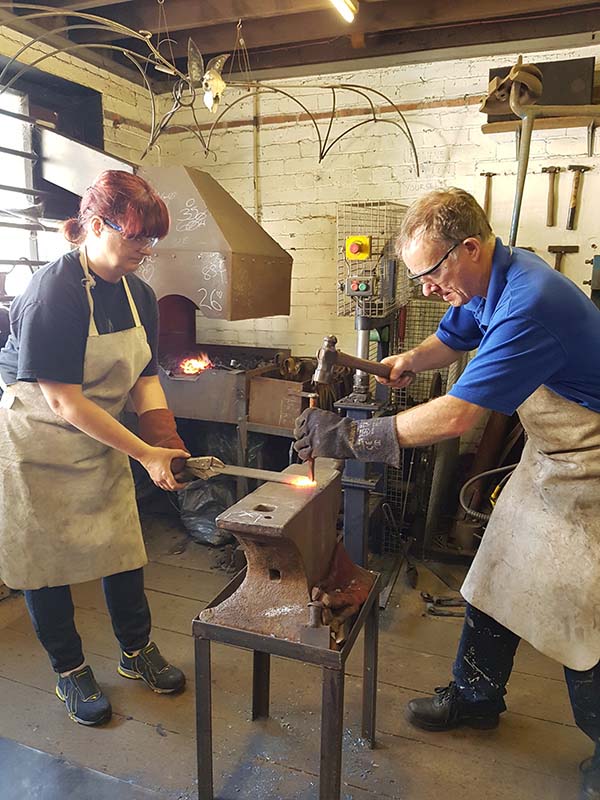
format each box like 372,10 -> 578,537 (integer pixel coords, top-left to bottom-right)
462,385 -> 600,671
0,249 -> 149,590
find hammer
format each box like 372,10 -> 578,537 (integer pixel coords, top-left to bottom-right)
541,166 -> 561,227
480,172 -> 496,219
314,335 -> 415,385
567,165 -> 592,231
547,245 -> 579,273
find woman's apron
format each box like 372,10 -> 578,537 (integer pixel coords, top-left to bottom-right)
0,249 -> 149,590
462,385 -> 600,671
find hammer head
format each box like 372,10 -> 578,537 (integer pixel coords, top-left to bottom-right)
548,245 -> 579,254
542,166 -> 561,173
568,165 -> 592,173
314,335 -> 338,384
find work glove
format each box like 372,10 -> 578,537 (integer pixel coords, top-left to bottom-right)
138,408 -> 188,475
293,407 -> 400,467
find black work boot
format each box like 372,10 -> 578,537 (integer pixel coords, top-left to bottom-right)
118,641 -> 185,694
580,748 -> 600,800
56,665 -> 112,726
407,681 -> 504,731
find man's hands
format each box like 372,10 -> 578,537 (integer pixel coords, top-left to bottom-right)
378,353 -> 417,388
293,408 -> 401,467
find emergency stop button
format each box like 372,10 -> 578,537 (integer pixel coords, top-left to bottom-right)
345,235 -> 371,260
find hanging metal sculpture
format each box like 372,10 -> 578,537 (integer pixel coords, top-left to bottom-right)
0,2 -> 419,174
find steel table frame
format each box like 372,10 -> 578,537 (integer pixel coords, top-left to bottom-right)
192,569 -> 382,800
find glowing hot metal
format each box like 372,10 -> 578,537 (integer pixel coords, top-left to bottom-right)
180,353 -> 212,374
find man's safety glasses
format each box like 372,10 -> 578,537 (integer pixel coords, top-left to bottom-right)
406,241 -> 461,282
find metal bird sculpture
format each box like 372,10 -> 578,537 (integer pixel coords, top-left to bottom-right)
0,4 -> 419,173
202,53 -> 230,113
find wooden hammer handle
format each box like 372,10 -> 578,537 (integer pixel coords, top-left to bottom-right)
546,171 -> 557,227
567,171 -> 582,231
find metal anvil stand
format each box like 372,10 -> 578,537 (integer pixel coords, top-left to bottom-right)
192,462 -> 382,800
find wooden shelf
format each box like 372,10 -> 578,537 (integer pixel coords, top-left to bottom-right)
482,115 -> 598,134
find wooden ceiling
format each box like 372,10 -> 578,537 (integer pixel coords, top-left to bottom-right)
4,0 -> 600,82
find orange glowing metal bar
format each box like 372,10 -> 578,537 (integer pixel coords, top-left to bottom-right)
290,476 -> 317,487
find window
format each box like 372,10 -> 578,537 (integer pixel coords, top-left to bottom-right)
0,89 -> 64,299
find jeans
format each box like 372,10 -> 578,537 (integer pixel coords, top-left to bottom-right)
24,567 -> 151,673
454,603 -> 600,742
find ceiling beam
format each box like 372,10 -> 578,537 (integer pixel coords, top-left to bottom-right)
230,6 -> 600,73
68,0 -> 332,42
101,0 -> 600,58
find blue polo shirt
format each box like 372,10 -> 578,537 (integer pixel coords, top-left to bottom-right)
436,238 -> 600,415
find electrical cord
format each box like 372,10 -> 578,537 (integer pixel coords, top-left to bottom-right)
458,463 -> 519,522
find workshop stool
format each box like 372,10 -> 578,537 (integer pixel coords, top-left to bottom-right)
193,569 -> 382,800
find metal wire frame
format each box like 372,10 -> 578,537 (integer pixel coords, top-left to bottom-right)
0,3 -> 420,172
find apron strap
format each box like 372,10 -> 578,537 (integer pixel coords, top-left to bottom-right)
122,276 -> 143,328
79,248 -> 144,333
79,246 -> 99,337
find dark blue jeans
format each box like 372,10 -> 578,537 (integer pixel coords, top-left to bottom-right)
454,603 -> 600,742
24,567 -> 151,673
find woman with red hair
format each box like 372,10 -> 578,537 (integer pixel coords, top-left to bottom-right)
0,170 -> 189,726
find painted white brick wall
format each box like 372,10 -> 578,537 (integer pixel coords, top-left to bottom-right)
1,27 -> 599,362
155,43 -> 600,357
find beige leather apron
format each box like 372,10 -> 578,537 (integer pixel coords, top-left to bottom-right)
462,385 -> 600,671
0,249 -> 149,590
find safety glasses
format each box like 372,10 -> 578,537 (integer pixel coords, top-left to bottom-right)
103,218 -> 159,248
406,241 -> 461,282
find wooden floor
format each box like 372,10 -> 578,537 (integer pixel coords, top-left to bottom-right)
0,511 -> 591,800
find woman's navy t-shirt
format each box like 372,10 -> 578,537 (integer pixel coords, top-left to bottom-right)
0,249 -> 159,385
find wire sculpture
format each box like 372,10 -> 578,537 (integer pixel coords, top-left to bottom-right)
0,2 -> 419,174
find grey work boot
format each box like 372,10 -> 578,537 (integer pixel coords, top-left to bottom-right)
580,749 -> 600,800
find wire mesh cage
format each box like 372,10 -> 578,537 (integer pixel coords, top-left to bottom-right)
336,201 -> 409,319
382,296 -> 452,554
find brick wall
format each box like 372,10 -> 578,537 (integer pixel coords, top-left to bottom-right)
159,43 -> 600,357
0,27 -> 154,167
1,27 -> 598,361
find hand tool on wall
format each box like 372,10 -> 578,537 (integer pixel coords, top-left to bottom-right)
313,335 -> 415,385
548,245 -> 579,273
566,165 -> 592,231
480,172 -> 496,218
541,166 -> 561,227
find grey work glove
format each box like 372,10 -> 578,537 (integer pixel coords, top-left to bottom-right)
293,408 -> 401,467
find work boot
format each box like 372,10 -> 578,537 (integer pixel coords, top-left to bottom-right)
406,681 -> 503,731
118,641 -> 185,694
56,665 -> 112,726
580,749 -> 600,799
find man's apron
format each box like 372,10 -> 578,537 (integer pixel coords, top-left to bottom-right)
0,249 -> 149,590
462,385 -> 600,671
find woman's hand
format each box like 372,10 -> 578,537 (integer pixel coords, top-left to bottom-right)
138,445 -> 190,491
377,353 -> 417,388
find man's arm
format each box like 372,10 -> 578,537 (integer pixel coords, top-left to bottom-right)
394,394 -> 486,448
129,374 -> 169,415
380,334 -> 464,388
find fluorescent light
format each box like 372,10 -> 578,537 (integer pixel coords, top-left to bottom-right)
330,0 -> 358,23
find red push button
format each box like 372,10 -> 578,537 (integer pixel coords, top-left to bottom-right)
349,242 -> 361,254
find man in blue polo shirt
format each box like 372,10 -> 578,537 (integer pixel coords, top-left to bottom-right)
294,188 -> 600,800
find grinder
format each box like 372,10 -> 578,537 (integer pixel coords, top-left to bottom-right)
314,334 -> 415,385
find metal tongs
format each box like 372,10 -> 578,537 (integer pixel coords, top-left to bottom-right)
183,457 -> 316,487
